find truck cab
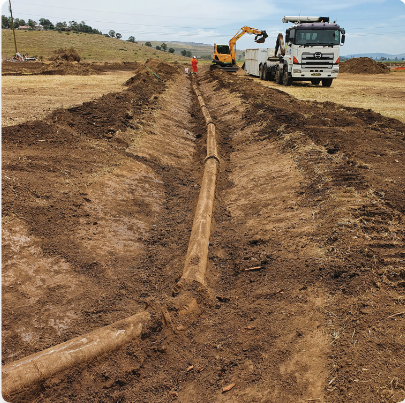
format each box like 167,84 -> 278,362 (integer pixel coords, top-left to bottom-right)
281,17 -> 345,86
244,16 -> 346,87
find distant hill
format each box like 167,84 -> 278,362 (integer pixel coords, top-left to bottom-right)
342,53 -> 405,61
137,41 -> 244,60
1,29 -> 190,63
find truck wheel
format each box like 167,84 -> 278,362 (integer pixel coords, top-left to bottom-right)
275,69 -> 283,84
260,65 -> 265,80
263,64 -> 268,81
322,78 -> 333,87
311,79 -> 321,85
283,68 -> 292,86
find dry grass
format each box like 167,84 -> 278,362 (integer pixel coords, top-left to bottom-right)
1,72 -> 135,126
1,29 -> 189,63
255,72 -> 405,123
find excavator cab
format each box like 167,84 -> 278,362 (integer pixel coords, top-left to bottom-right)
211,44 -> 237,72
216,45 -> 230,54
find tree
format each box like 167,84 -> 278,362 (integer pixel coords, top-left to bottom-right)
161,43 -> 167,52
69,20 -> 79,30
127,36 -> 136,43
55,21 -> 67,30
181,50 -> 187,56
168,48 -> 175,53
186,50 -> 192,57
28,19 -> 37,29
39,18 -> 52,29
116,33 -> 122,39
156,45 -> 161,50
2,15 -> 11,29
109,30 -> 115,38
13,17 -> 21,28
145,41 -> 152,47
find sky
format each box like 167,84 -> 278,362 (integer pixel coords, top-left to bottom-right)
2,0 -> 405,56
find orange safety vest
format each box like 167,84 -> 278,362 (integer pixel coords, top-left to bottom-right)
191,58 -> 198,73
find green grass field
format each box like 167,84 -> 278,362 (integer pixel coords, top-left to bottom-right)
1,30 -> 192,63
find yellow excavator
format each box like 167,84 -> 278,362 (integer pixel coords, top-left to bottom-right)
211,26 -> 268,72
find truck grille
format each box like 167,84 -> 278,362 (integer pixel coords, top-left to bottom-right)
301,52 -> 334,68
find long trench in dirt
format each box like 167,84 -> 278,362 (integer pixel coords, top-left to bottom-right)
2,64 -> 405,402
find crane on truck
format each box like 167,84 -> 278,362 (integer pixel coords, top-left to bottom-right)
212,26 -> 268,72
244,16 -> 346,87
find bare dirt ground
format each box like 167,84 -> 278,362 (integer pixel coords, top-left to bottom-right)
2,62 -> 405,402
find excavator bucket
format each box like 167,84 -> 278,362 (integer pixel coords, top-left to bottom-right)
254,31 -> 268,44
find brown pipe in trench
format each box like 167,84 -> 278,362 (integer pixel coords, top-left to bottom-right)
179,78 -> 219,286
2,311 -> 150,398
181,157 -> 218,284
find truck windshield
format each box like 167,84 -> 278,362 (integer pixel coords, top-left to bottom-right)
216,45 -> 230,54
295,30 -> 340,45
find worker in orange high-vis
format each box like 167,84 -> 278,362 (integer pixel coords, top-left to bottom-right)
191,56 -> 198,74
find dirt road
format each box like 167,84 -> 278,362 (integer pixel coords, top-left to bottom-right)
2,62 -> 405,402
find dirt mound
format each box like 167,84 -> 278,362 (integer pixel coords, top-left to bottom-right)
145,58 -> 181,80
49,47 -> 81,62
340,57 -> 389,74
124,59 -> 180,88
2,60 -> 45,75
40,60 -> 102,76
91,61 -> 140,72
2,61 -> 140,76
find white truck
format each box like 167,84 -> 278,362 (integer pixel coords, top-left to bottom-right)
244,16 -> 346,87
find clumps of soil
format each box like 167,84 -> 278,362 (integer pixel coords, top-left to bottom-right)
49,47 -> 81,62
1,61 -> 140,76
124,59 -> 180,87
340,57 -> 389,74
124,58 -> 181,86
40,47 -> 101,75
40,61 -> 102,76
91,61 -> 140,71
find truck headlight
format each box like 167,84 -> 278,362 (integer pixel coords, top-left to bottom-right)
293,69 -> 301,73
332,69 -> 339,73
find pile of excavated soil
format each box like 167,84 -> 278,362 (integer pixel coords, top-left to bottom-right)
1,61 -> 140,76
126,58 -> 181,85
340,57 -> 389,74
90,61 -> 140,71
39,60 -> 102,76
49,47 -> 81,62
123,60 -> 177,90
123,58 -> 180,86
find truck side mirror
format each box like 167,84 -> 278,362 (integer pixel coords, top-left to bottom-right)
341,34 -> 345,44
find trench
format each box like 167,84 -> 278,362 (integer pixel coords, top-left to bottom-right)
3,65 -> 405,403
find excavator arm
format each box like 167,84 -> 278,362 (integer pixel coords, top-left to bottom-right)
229,26 -> 268,63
